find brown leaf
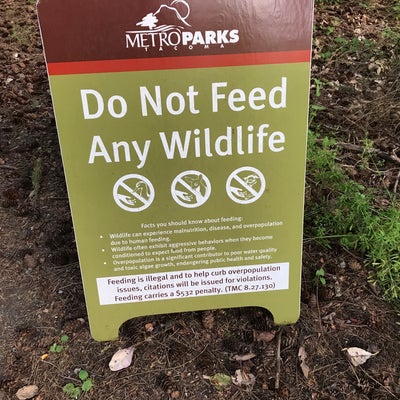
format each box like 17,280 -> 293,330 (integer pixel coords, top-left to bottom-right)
16,385 -> 39,400
232,353 -> 256,361
232,369 -> 256,388
202,311 -> 215,330
298,346 -> 310,379
253,330 -> 275,342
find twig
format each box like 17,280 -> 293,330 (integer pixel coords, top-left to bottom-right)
312,360 -> 342,374
0,164 -> 17,170
336,141 -> 400,165
275,329 -> 282,390
349,363 -> 361,386
315,285 -> 324,337
339,245 -> 364,261
315,139 -> 400,165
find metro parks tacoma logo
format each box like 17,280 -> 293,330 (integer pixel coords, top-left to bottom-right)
125,0 -> 239,51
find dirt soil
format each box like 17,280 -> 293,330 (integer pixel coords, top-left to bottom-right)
1,0 -> 399,399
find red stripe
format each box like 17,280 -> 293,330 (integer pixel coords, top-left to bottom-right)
47,50 -> 310,75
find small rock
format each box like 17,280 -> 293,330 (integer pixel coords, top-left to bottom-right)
0,389 -> 7,400
16,385 -> 39,400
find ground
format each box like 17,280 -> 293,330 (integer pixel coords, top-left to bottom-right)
0,0 -> 399,399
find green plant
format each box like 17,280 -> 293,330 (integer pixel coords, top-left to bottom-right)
10,23 -> 35,45
315,0 -> 340,4
315,268 -> 326,285
305,130 -> 400,307
79,370 -> 94,392
308,104 -> 326,126
325,26 -> 335,36
358,137 -> 375,170
381,28 -> 400,41
49,334 -> 69,353
313,78 -> 324,98
31,158 -> 42,206
364,206 -> 400,302
63,370 -> 94,399
63,383 -> 81,399
318,49 -> 333,60
360,1 -> 372,9
394,1 -> 400,18
335,37 -> 373,55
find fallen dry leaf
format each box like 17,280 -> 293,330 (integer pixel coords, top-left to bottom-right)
109,346 -> 135,371
253,330 -> 275,342
16,385 -> 39,400
202,311 -> 215,330
342,347 -> 379,367
232,369 -> 256,388
232,352 -> 256,361
298,346 -> 310,378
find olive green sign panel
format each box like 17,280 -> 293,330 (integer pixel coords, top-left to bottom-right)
38,0 -> 314,341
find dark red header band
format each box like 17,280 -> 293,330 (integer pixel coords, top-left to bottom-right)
47,50 -> 311,76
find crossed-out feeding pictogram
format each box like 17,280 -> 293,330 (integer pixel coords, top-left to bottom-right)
226,167 -> 266,204
113,174 -> 155,212
171,170 -> 211,208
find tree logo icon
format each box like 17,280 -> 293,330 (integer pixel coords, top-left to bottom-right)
136,13 -> 159,30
